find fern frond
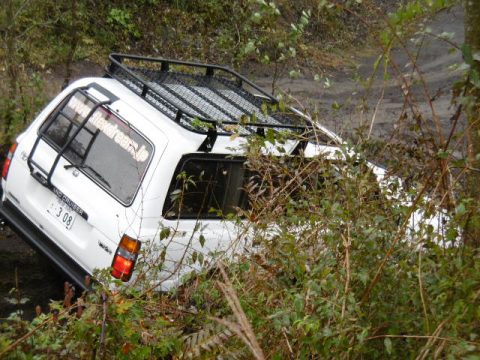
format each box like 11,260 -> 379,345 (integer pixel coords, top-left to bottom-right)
181,322 -> 234,359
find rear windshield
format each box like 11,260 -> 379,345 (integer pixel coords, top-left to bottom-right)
40,90 -> 153,205
163,155 -> 249,219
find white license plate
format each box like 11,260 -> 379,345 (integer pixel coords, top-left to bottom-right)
47,197 -> 77,230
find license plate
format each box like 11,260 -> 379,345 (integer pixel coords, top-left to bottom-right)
47,197 -> 77,230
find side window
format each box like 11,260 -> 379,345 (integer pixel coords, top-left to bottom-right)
163,157 -> 249,219
41,90 -> 153,205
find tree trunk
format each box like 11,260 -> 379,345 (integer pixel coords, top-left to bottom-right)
464,0 -> 480,246
1,0 -> 19,140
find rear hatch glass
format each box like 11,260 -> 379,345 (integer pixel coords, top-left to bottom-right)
40,91 -> 153,205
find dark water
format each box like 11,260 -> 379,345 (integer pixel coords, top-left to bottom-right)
0,227 -> 66,320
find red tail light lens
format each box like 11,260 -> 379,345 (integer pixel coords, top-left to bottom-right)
112,256 -> 134,279
2,143 -> 18,180
111,234 -> 141,282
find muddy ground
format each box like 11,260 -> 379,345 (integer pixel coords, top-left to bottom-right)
0,5 -> 465,319
0,228 -> 65,318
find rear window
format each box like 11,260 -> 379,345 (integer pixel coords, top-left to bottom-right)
41,90 -> 153,205
163,155 -> 249,219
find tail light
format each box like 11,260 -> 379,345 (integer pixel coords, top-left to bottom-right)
2,143 -> 18,180
111,234 -> 141,281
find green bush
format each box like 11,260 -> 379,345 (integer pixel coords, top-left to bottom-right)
1,139 -> 479,359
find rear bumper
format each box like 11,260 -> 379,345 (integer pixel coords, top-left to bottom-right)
0,192 -> 90,290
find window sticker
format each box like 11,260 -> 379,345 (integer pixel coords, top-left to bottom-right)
66,95 -> 150,162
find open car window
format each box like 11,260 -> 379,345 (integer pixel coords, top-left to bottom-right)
40,90 -> 153,205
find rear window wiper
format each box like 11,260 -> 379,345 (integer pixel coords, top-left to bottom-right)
64,163 -> 111,189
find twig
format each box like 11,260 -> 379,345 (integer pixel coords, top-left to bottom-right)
365,332 -> 479,345
212,263 -> 265,360
433,339 -> 447,359
282,327 -> 294,356
416,319 -> 447,360
341,229 -> 351,320
417,251 -> 430,334
98,292 -> 108,359
367,84 -> 385,140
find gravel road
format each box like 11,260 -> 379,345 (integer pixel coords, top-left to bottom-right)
256,4 -> 465,139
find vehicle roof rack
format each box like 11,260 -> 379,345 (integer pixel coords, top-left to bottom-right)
106,54 -> 310,142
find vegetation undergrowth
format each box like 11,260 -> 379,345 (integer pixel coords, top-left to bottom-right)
1,131 -> 479,359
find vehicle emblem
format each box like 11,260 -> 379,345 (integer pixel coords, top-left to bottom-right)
72,169 -> 79,177
98,241 -> 112,254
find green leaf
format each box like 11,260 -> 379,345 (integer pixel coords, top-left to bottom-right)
194,222 -> 201,232
456,203 -> 466,216
252,12 -> 262,23
266,128 -> 276,144
373,54 -> 383,72
294,295 -> 304,313
332,101 -> 342,110
244,40 -> 256,55
199,234 -> 206,247
437,150 -> 450,159
471,70 -> 480,89
116,300 -> 134,314
160,227 -> 170,240
169,189 -> 182,202
289,69 -> 301,78
198,252 -> 204,265
261,102 -> 268,115
384,337 -> 392,355
438,31 -> 454,40
462,44 -> 474,65
446,227 -> 458,242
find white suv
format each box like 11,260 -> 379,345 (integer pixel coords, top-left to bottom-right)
0,54 -> 351,290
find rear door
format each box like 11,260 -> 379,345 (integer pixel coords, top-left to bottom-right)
5,85 -> 154,274
159,154 -> 247,285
